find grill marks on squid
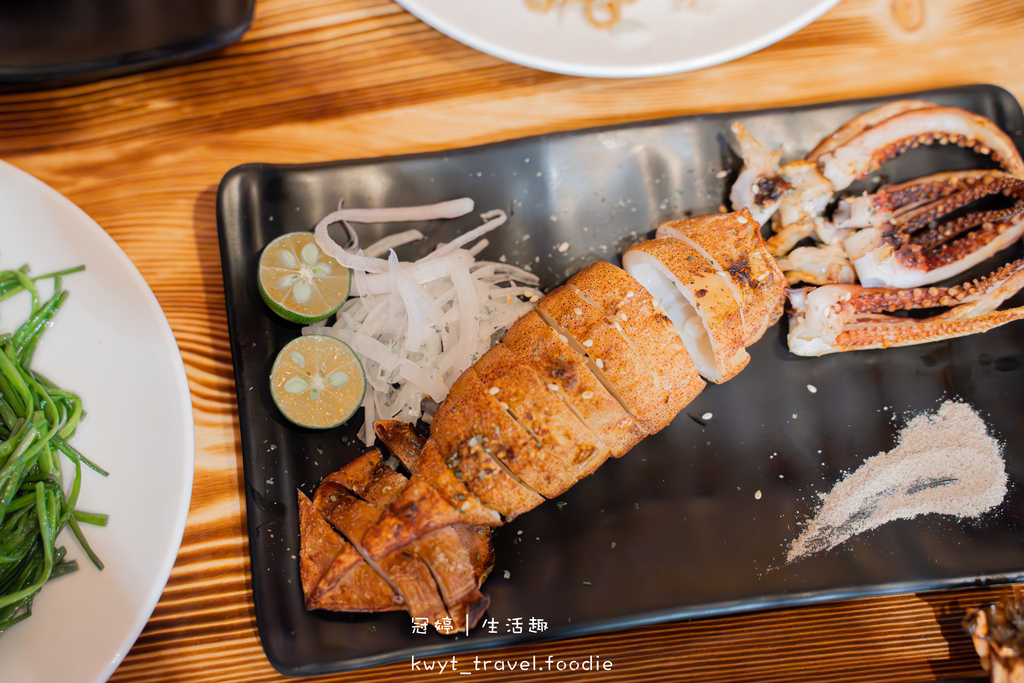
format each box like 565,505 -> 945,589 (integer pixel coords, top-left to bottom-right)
882,176 -> 1024,271
300,214 -> 787,632
474,344 -> 610,488
500,310 -> 645,457
302,448 -> 494,633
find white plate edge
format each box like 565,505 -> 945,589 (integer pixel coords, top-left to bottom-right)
393,0 -> 843,78
0,159 -> 196,683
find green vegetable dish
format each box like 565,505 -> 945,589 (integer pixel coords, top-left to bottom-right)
0,264 -> 108,631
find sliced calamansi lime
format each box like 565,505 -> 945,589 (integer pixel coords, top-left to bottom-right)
270,335 -> 365,429
258,232 -> 351,323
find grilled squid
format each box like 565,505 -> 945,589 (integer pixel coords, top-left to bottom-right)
300,211 -> 785,630
788,257 -> 1024,356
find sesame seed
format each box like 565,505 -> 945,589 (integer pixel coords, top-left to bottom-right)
754,490 -> 762,500
583,339 -> 593,347
702,412 -> 713,420
807,384 -> 818,393
489,387 -> 499,395
574,307 -> 583,316
557,242 -> 569,252
619,312 -> 627,322
558,334 -> 569,344
715,170 -> 729,179
736,214 -> 748,224
626,290 -> 635,298
547,384 -> 559,391
581,391 -> 594,399
595,358 -> 604,369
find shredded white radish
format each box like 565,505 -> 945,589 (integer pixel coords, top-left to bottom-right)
418,209 -> 507,263
333,198 -> 473,224
362,229 -> 426,258
305,199 -> 535,445
313,198 -> 475,273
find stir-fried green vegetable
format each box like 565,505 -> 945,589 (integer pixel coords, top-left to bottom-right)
0,264 -> 108,631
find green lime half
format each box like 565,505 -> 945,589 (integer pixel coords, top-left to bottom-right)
258,232 -> 351,323
270,335 -> 366,429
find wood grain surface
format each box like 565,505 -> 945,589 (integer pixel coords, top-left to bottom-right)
2,0 -> 1023,680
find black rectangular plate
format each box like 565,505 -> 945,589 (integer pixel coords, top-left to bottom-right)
0,0 -> 254,90
216,84 -> 1024,676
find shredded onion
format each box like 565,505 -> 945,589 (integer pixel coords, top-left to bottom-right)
362,229 -> 426,258
305,199 -> 535,445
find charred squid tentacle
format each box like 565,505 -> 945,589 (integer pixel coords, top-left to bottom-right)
887,170 -> 1013,217
836,258 -> 1024,314
834,169 -> 1013,232
816,104 -> 1024,191
845,177 -> 1024,288
788,258 -> 1024,356
911,206 -> 1023,253
807,99 -> 937,162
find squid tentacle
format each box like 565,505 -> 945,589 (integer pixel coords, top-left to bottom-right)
788,258 -> 1024,356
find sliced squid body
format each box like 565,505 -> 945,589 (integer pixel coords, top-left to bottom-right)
500,310 -> 646,456
622,238 -> 749,384
300,448 -> 494,631
536,270 -> 702,434
565,261 -> 705,431
301,214 -> 794,632
655,210 -> 786,348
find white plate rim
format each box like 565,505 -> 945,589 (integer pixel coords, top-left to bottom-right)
0,159 -> 195,683
393,0 -> 843,78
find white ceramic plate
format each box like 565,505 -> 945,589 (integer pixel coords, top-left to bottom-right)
393,0 -> 842,78
0,160 -> 194,683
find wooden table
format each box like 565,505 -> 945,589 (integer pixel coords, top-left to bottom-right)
1,0 -> 1021,680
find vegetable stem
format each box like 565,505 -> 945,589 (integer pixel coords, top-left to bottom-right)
0,264 -> 105,629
